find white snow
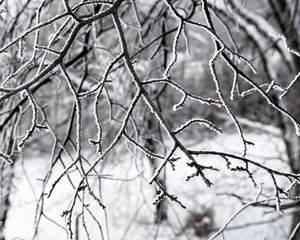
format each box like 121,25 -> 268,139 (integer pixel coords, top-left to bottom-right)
5,132 -> 292,240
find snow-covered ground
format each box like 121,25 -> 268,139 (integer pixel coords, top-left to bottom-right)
5,132 -> 292,240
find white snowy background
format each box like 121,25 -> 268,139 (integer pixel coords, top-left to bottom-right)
6,132 -> 292,240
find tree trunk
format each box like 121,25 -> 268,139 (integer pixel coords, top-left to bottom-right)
0,96 -> 19,240
272,0 -> 300,237
0,128 -> 16,240
144,14 -> 169,224
145,118 -> 167,224
280,113 -> 300,238
280,61 -> 300,239
0,164 -> 14,240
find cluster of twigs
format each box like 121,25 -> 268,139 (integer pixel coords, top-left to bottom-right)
0,0 -> 300,239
